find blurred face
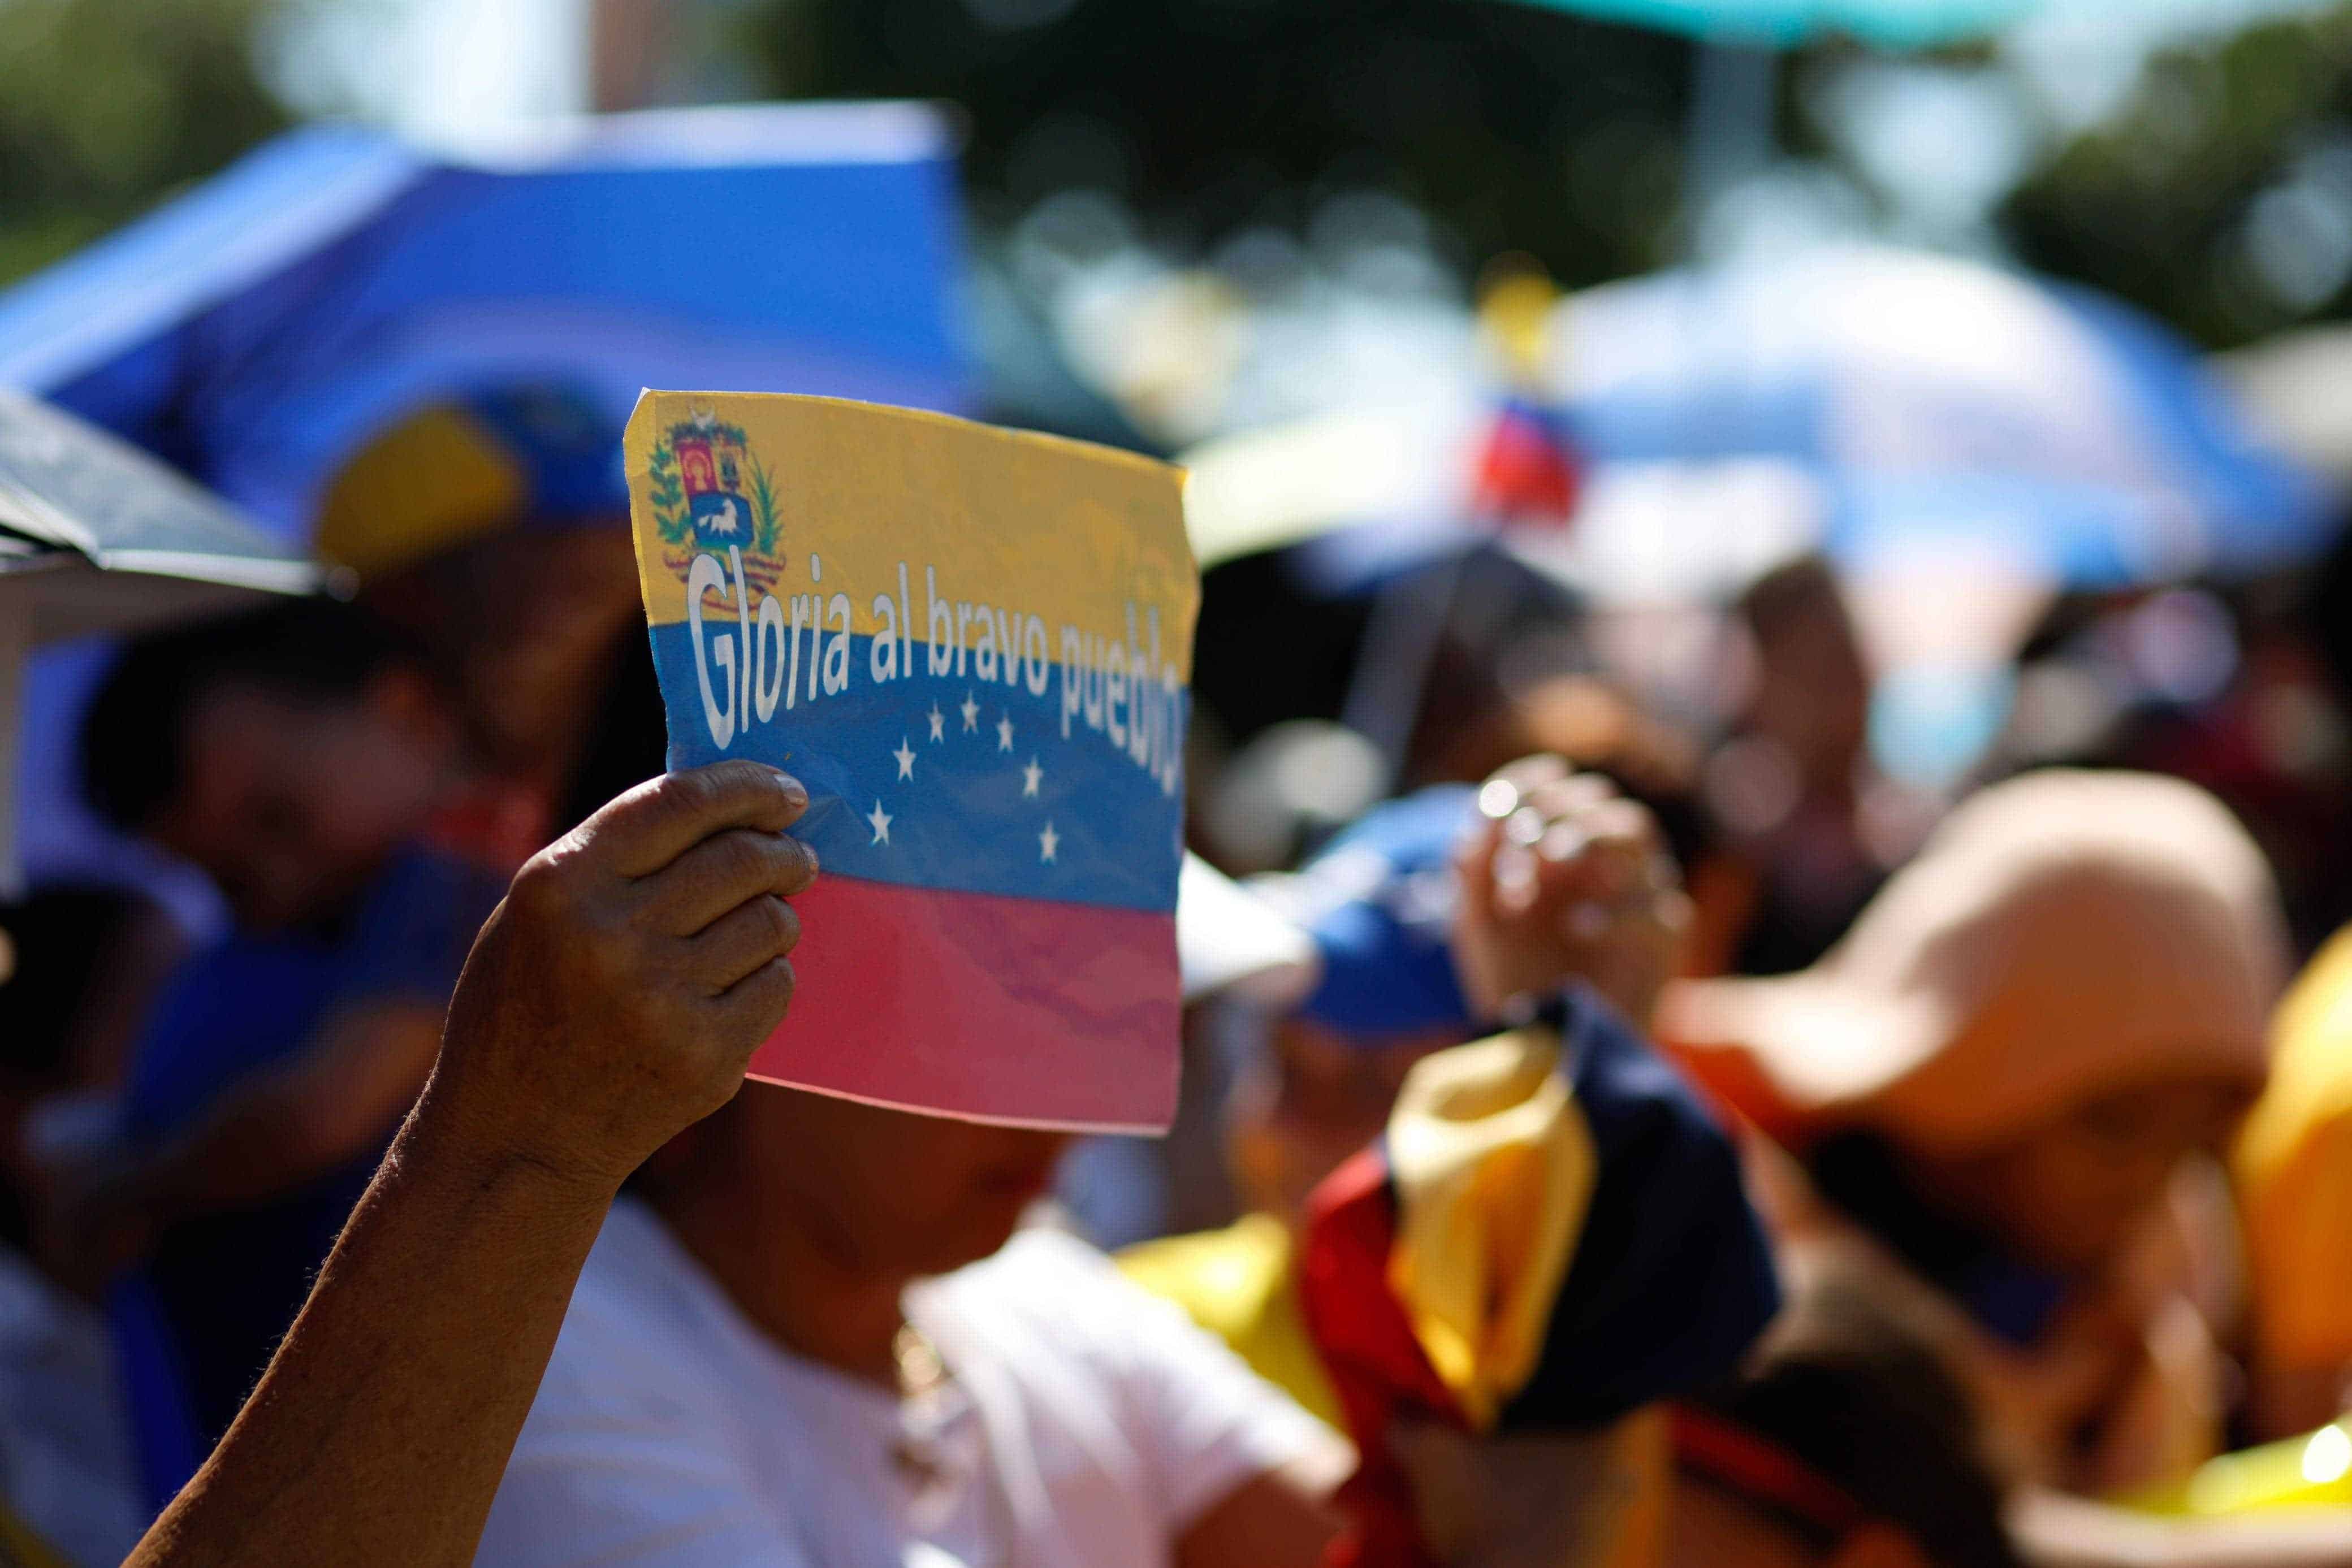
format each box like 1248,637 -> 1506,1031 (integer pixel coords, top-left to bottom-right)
1227,1013 -> 1465,1226
150,677 -> 450,930
720,1082 -> 1072,1280
1919,1078 -> 2253,1275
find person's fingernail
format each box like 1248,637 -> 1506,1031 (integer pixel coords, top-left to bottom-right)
771,770 -> 808,808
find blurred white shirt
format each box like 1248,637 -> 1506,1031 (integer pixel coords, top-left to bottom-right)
475,1198 -> 1338,1568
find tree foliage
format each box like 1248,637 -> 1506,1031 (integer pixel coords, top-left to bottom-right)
722,0 -> 1702,288
2006,5 -> 2352,348
0,0 -> 292,284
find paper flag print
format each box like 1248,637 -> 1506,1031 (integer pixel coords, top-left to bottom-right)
625,391 -> 1197,1132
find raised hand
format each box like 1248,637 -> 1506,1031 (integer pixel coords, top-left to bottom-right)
1451,756 -> 1688,1028
429,759 -> 819,1193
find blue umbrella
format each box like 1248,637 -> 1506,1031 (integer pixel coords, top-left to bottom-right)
0,101 -> 972,894
1189,246 -> 2331,592
1495,0 -> 2038,47
1541,245 -> 2332,587
0,102 -> 971,537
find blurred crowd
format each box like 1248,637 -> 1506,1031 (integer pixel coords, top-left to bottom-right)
15,40 -> 2352,1568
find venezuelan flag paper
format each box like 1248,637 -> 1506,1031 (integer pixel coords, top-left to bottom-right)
625,392 -> 1197,1132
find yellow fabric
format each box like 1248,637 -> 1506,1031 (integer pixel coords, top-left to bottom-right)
1385,1026 -> 1597,1431
1118,1213 -> 1345,1431
2238,925 -> 2352,1367
313,404 -> 525,578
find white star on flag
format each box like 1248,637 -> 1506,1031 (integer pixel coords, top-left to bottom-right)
1038,821 -> 1059,863
996,712 -> 1015,752
893,738 -> 916,780
867,800 -> 893,846
1022,757 -> 1042,798
960,691 -> 980,731
928,704 -> 945,743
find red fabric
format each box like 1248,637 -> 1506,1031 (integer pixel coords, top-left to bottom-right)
746,874 -> 1181,1132
1469,401 -> 1580,529
1298,1149 -> 1468,1568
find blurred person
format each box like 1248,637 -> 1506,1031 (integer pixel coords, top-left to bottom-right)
124,760 -> 816,1568
1664,1249 -> 2024,1568
473,1087 -> 1348,1567
1121,761 -> 1687,1428
1684,555 -> 1915,978
44,599 -> 505,1462
1380,1245 -> 2022,1568
1292,780 -> 1776,1567
1658,770 -> 2288,1500
472,646 -> 1348,1568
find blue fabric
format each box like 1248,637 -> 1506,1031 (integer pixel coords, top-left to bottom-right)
1284,785 -> 1477,1043
113,846 -> 505,1466
459,382 -> 629,524
1497,988 -> 1782,1426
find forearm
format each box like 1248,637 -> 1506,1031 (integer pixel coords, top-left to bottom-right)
124,1068 -> 616,1568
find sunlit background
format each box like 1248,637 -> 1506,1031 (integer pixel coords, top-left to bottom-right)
9,0 -> 2352,452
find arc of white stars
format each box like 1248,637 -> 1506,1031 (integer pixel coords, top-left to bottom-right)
1038,820 -> 1059,863
867,799 -> 893,846
996,712 -> 1015,752
893,738 -> 915,781
959,690 -> 980,731
927,703 -> 945,743
1021,757 -> 1042,798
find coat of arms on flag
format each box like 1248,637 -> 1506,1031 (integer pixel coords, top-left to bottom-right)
625,391 -> 1198,1132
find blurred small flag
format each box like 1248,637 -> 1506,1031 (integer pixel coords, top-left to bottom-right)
1469,395 -> 1581,529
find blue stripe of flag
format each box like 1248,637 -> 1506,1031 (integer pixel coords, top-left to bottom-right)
650,622 -> 1185,912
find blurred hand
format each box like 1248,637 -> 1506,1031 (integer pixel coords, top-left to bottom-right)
427,761 -> 818,1194
1451,757 -> 1688,1028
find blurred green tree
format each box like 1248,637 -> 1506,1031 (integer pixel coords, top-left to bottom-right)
2006,5 -> 2352,348
0,0 -> 292,284
721,0 -> 1702,288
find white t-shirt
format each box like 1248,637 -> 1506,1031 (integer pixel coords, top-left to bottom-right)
475,1198 -> 1341,1568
